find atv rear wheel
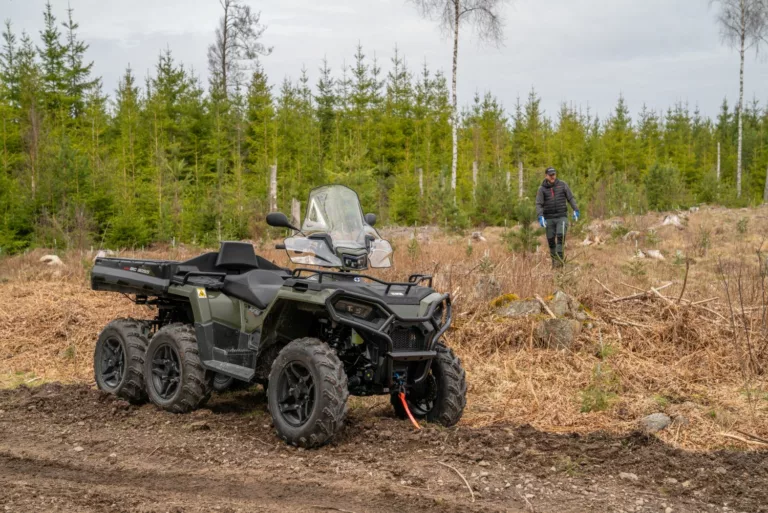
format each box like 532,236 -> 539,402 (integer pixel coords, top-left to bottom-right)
391,341 -> 466,426
212,373 -> 251,393
144,324 -> 213,413
267,338 -> 348,448
94,319 -> 150,404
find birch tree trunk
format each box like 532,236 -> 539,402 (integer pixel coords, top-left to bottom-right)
518,160 -> 523,199
450,0 -> 459,198
418,167 -> 423,197
737,29 -> 745,198
291,197 -> 301,228
472,160 -> 478,198
269,164 -> 277,212
506,170 -> 510,192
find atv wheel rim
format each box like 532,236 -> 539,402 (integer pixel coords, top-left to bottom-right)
276,361 -> 316,427
150,344 -> 181,400
409,374 -> 438,416
100,337 -> 125,389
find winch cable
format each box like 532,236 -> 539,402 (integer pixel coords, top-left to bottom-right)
398,391 -> 422,430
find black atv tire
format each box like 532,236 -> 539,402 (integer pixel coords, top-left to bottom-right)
267,338 -> 348,448
144,323 -> 213,413
93,319 -> 150,404
212,373 -> 251,393
391,341 -> 466,427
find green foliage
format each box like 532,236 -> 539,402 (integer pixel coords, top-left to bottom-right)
737,217 -> 748,234
0,6 -> 768,253
504,201 -> 543,253
623,259 -> 646,277
645,163 -> 684,210
406,233 -> 420,259
645,229 -> 660,247
695,227 -> 711,257
580,362 -> 619,413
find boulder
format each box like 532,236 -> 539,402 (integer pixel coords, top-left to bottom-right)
639,413 -> 672,433
94,249 -> 116,261
471,231 -> 487,242
661,215 -> 684,229
475,275 -> 501,301
39,255 -> 63,266
645,249 -> 665,261
549,290 -> 571,317
498,300 -> 541,318
622,230 -> 641,242
535,319 -> 581,349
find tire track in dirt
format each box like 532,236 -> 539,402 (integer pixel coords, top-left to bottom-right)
1,383 -> 766,513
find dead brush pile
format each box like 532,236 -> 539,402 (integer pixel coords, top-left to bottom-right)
1,208 -> 767,450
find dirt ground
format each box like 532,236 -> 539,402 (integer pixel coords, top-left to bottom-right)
1,383 -> 766,513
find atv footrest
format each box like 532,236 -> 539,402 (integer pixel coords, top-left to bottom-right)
388,350 -> 436,362
203,360 -> 255,381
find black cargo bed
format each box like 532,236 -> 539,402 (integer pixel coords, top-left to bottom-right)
91,257 -> 179,296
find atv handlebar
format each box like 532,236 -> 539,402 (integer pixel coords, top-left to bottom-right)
275,243 -> 286,250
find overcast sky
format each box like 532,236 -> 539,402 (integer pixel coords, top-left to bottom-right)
4,0 -> 768,121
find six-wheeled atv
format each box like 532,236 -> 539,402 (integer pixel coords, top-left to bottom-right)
91,185 -> 466,447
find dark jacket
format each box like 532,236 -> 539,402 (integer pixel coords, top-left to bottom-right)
535,179 -> 578,219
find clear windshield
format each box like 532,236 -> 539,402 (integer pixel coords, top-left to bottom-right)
283,185 -> 392,268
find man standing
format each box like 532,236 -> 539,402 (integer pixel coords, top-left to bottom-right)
535,167 -> 579,267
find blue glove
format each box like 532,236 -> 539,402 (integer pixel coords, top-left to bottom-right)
538,216 -> 547,228
573,210 -> 580,222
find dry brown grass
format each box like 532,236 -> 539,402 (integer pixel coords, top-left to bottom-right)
1,205 -> 767,450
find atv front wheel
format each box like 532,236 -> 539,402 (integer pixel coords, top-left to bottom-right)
144,324 -> 213,413
267,338 -> 348,448
391,341 -> 466,426
94,319 -> 150,403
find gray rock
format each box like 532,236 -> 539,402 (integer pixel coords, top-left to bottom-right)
471,231 -> 487,242
550,290 -> 571,317
639,413 -> 672,433
498,300 -> 542,318
475,275 -> 501,301
645,249 -> 665,261
535,319 -> 582,349
187,421 -> 210,431
73,446 -> 84,452
622,230 -> 641,241
714,467 -> 727,475
40,255 -> 63,266
619,472 -> 639,481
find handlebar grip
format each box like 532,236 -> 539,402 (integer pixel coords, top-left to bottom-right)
275,244 -> 286,250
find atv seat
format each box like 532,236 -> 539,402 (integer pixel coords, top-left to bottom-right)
222,269 -> 288,309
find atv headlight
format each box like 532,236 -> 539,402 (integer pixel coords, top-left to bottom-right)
335,299 -> 374,320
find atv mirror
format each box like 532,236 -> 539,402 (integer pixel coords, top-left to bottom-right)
266,212 -> 300,232
364,213 -> 377,227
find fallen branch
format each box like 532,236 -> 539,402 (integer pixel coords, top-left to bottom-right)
677,259 -> 690,304
611,283 -> 673,303
735,429 -> 768,445
438,461 -> 475,503
594,278 -> 616,296
534,295 -> 557,319
607,317 -> 653,329
719,432 -> 768,447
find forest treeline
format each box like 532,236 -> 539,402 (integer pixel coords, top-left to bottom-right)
1,4 -> 767,253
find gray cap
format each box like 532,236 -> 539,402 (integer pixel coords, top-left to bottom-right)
545,167 -> 557,176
